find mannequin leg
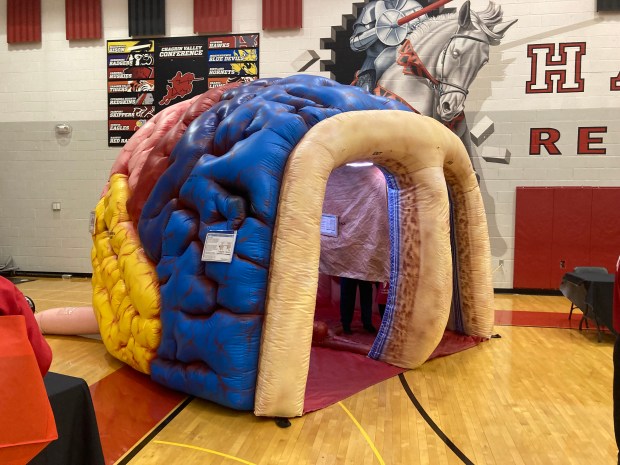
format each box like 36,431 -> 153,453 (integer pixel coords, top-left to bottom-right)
35,307 -> 99,335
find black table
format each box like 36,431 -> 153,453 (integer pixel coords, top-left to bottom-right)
28,372 -> 104,465
561,271 -> 617,341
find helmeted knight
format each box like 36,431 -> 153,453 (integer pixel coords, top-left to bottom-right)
350,0 -> 428,92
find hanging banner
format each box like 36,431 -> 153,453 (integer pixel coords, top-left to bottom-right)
107,34 -> 259,146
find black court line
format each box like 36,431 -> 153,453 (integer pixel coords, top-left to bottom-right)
398,373 -> 476,465
116,396 -> 194,465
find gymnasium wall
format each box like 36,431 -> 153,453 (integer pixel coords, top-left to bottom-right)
0,0 -> 618,289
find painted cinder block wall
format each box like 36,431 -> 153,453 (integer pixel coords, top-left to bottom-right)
0,0 -> 618,288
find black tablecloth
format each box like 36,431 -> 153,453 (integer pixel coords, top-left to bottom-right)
28,372 -> 104,465
563,270 -> 615,287
562,271 -> 616,336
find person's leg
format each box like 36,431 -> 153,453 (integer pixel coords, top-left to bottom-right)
614,335 -> 620,464
340,277 -> 356,334
359,280 -> 376,333
375,281 -> 386,318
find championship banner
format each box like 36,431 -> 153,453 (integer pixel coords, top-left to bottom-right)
107,34 -> 260,146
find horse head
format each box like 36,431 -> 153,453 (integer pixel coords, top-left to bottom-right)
435,1 -> 517,122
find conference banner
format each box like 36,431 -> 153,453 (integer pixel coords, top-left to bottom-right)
107,34 -> 260,147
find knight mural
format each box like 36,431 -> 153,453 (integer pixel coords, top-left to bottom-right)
350,0 -> 517,157
350,0 -> 428,92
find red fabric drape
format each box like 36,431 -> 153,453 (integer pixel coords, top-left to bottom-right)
0,316 -> 57,464
194,0 -> 232,34
7,0 -> 41,44
66,0 -> 102,40
262,0 -> 302,30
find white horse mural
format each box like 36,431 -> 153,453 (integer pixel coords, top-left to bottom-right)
375,1 -> 517,156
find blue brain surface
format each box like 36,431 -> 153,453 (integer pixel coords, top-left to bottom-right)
140,74 -> 410,410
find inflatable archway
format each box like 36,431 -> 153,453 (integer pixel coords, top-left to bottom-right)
256,110 -> 492,416
90,75 -> 493,417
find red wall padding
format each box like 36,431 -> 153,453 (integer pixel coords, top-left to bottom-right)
7,0 -> 41,44
514,186 -> 620,289
66,0 -> 102,40
194,0 -> 232,34
590,187 -> 620,272
514,187 -> 555,289
550,187 -> 592,286
263,0 -> 302,30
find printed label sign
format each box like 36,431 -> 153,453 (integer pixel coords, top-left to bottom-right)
320,214 -> 339,237
201,231 -> 238,263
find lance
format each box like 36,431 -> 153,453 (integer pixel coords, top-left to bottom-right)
376,0 -> 455,46
397,0 -> 454,26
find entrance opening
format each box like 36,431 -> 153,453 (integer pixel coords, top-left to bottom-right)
313,164 -> 390,354
255,111 -> 493,417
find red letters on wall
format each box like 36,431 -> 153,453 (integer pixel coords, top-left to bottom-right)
529,126 -> 608,155
530,128 -> 561,155
577,127 -> 607,154
526,43 -> 586,93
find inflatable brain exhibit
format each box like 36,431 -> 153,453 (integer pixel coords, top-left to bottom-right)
91,74 -> 493,417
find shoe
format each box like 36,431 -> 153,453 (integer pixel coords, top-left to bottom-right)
342,326 -> 353,335
363,324 -> 377,334
25,296 -> 35,313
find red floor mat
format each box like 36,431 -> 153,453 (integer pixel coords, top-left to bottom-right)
494,309 -> 610,330
304,300 -> 485,412
89,366 -> 186,465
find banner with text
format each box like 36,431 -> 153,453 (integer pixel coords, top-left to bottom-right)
107,34 -> 259,146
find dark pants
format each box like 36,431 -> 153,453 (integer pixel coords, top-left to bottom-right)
375,282 -> 386,318
378,304 -> 386,318
615,336 -> 620,464
340,277 -> 373,330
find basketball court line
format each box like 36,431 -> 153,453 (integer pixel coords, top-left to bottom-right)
87,309 -> 601,464
398,372 -> 476,465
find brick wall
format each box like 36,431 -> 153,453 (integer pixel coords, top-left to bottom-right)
0,0 -> 619,287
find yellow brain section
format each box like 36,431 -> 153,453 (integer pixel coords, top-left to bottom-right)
91,174 -> 161,373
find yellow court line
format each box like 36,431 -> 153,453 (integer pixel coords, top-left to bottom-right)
338,401 -> 386,465
153,440 -> 256,465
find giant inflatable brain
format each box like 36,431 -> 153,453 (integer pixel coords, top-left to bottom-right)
91,74 -> 493,417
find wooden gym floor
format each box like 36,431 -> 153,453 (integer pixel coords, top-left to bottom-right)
15,277 -> 616,465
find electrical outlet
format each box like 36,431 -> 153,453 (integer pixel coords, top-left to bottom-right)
52,202 -> 61,211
